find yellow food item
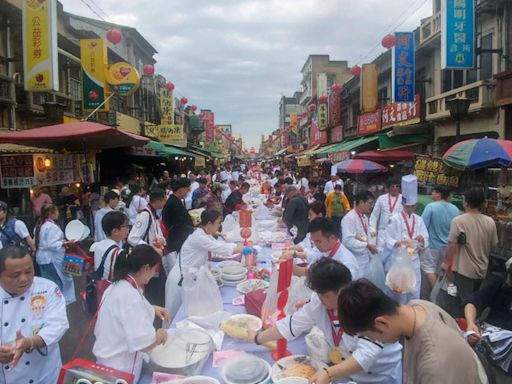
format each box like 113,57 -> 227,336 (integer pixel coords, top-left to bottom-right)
285,363 -> 316,379
220,322 -> 276,350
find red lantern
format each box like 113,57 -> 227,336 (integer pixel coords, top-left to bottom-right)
308,103 -> 317,112
303,111 -> 309,117
143,64 -> 154,76
106,29 -> 122,45
165,82 -> 175,91
180,97 -> 188,105
381,34 -> 396,49
191,105 -> 198,112
198,112 -> 205,119
351,65 -> 362,76
318,95 -> 328,103
331,83 -> 342,93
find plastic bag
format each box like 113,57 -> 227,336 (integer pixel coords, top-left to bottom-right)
430,270 -> 448,304
368,254 -> 387,292
253,204 -> 273,220
182,267 -> 222,317
222,215 -> 237,233
305,326 -> 331,364
285,276 -> 312,315
260,265 -> 280,328
385,246 -> 417,294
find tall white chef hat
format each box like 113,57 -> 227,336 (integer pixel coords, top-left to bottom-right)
331,165 -> 338,177
401,174 -> 418,206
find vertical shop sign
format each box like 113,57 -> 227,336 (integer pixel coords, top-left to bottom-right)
318,102 -> 328,130
80,39 -> 109,111
160,88 -> 174,124
328,92 -> 341,128
392,32 -> 415,103
361,63 -> 378,113
441,0 -> 475,69
289,113 -> 298,145
22,0 -> 59,91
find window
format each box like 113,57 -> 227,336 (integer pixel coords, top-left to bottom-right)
480,33 -> 493,80
378,87 -> 388,107
434,0 -> 441,13
352,102 -> 360,127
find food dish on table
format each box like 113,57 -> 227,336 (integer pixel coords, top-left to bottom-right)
271,355 -> 326,381
236,279 -> 268,294
221,355 -> 271,384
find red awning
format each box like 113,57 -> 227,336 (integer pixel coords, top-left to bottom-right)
0,122 -> 149,151
354,149 -> 415,162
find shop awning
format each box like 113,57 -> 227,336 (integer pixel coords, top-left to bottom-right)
275,148 -> 287,156
378,132 -> 430,150
318,135 -> 379,155
354,149 -> 415,161
161,145 -> 196,158
310,143 -> 338,156
0,122 -> 149,151
291,144 -> 323,158
0,143 -> 54,153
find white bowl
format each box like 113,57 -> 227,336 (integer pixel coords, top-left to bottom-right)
222,264 -> 247,276
222,271 -> 248,282
217,260 -> 242,270
236,279 -> 269,294
65,220 -> 84,241
274,378 -> 309,384
223,277 -> 246,286
222,314 -> 263,332
180,376 -> 220,384
221,355 -> 271,384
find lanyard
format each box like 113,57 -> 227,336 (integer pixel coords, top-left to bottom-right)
388,193 -> 399,214
401,211 -> 416,239
328,242 -> 342,259
356,210 -> 368,236
326,309 -> 343,346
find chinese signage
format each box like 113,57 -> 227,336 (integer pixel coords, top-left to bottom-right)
382,95 -> 421,129
22,0 -> 58,91
298,156 -> 312,167
195,156 -> 206,168
289,113 -> 298,145
116,112 -> 140,135
441,0 -> 475,69
201,110 -> 215,144
328,92 -> 341,128
144,122 -> 159,138
128,146 -> 158,157
318,102 -> 328,130
160,89 -> 174,125
361,63 -> 378,113
330,125 -> 343,143
33,154 -> 81,187
159,124 -> 186,147
328,151 -> 350,163
414,157 -> 460,188
0,155 -> 35,189
80,39 -> 109,111
310,119 -> 327,147
393,32 -> 415,102
358,110 -> 382,135
105,62 -> 141,95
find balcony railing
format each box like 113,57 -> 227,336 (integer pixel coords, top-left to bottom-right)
20,90 -> 78,117
343,125 -> 358,139
425,80 -> 496,121
419,11 -> 441,46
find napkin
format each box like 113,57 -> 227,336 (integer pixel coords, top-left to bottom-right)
212,350 -> 246,368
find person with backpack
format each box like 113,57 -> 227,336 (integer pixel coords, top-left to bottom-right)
34,204 -> 75,305
325,184 -> 351,232
0,201 -> 35,253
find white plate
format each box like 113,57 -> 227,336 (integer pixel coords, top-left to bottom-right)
271,355 -> 327,382
79,224 -> 90,241
222,314 -> 263,332
222,264 -> 248,276
217,260 -> 241,270
222,271 -> 247,281
65,220 -> 84,241
223,277 -> 246,286
236,279 -> 269,294
221,355 -> 271,384
273,378 -> 309,384
180,376 -> 220,384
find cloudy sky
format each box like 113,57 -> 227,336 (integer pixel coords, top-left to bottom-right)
60,0 -> 433,148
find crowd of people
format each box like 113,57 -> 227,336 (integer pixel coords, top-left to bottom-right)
0,162 -> 510,383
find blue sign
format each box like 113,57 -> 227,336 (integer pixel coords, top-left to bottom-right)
441,0 -> 475,69
393,32 -> 415,103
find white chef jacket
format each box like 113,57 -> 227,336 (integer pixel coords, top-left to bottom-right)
0,277 -> 69,384
35,221 -> 75,305
127,206 -> 164,248
0,220 -> 29,250
185,181 -> 200,210
308,242 -> 361,280
324,179 -> 344,194
93,279 -> 155,383
93,239 -> 122,280
298,177 -> 310,193
276,293 -> 402,384
369,193 -> 403,249
127,195 -> 148,225
165,228 -> 236,319
222,187 -> 234,204
342,209 -> 371,277
298,233 -> 317,259
94,207 -> 113,242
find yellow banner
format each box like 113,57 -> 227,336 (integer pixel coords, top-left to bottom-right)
290,113 -> 298,135
160,89 -> 174,124
195,156 -> 206,168
106,62 -> 140,95
80,39 -> 109,111
23,0 -> 58,91
144,122 -> 158,138
361,63 -> 378,113
158,124 -> 186,147
116,112 -> 140,135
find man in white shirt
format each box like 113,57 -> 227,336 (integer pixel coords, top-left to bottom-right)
324,167 -> 344,194
249,258 -> 402,384
127,185 -> 148,226
342,190 -> 378,277
184,173 -> 199,210
222,180 -> 237,203
369,179 -> 403,249
94,191 -> 120,242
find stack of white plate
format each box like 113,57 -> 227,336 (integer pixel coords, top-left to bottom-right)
65,220 -> 90,242
221,264 -> 248,286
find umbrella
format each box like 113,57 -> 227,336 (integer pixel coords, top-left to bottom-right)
334,159 -> 388,173
442,138 -> 512,170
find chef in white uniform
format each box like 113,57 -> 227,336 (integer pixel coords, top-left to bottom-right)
164,210 -> 244,320
384,175 -> 429,303
248,258 -> 402,384
324,166 -> 344,194
0,245 -> 69,384
369,179 -> 403,249
341,190 -> 378,277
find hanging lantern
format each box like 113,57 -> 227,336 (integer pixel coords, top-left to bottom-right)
165,82 -> 175,91
180,97 -> 188,105
198,112 -> 205,119
143,64 -> 154,76
308,103 -> 317,112
303,111 -> 309,117
351,65 -> 362,76
318,95 -> 328,103
191,105 -> 198,112
106,29 -> 122,45
381,34 -> 396,49
331,83 -> 342,93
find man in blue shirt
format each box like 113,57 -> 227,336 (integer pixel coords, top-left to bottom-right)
421,186 -> 460,290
